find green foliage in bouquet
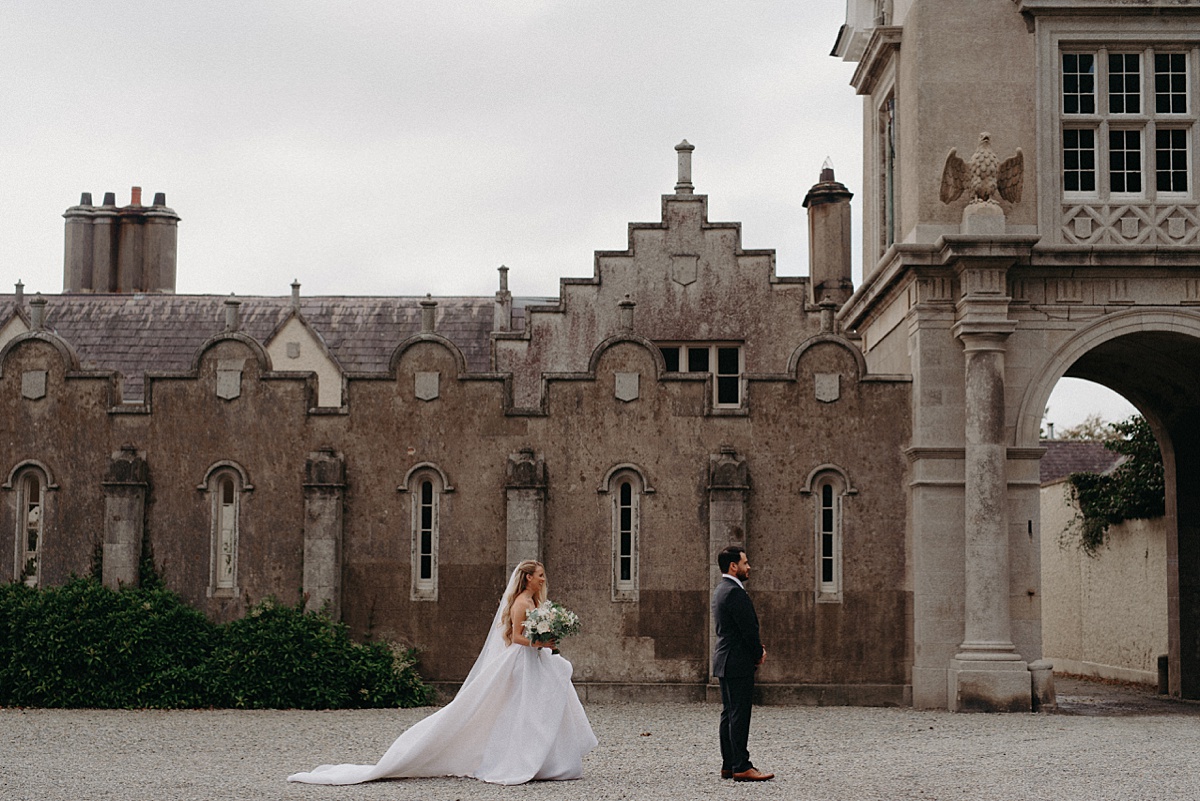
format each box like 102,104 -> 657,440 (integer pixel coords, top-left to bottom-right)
0,577 -> 432,709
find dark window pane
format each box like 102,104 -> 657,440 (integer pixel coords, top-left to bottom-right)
421,505 -> 432,529
621,532 -> 631,554
823,509 -> 834,530
717,376 -> 739,405
822,557 -> 834,584
421,531 -> 431,553
620,558 -> 631,582
660,347 -> 680,372
717,347 -> 739,374
620,507 -> 631,530
421,480 -> 433,503
420,555 -> 432,579
620,481 -> 631,504
687,347 -> 709,373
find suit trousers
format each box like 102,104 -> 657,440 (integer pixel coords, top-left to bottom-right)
718,674 -> 754,773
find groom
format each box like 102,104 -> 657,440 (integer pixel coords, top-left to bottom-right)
712,545 -> 773,782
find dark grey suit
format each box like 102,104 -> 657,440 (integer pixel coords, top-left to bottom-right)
712,575 -> 762,774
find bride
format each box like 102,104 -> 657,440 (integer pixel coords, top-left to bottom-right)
287,560 -> 597,786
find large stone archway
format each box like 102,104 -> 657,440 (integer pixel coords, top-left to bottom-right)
1017,312 -> 1200,700
842,236 -> 1200,710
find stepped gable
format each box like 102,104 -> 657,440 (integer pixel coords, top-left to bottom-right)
1039,440 -> 1125,485
0,293 -> 503,402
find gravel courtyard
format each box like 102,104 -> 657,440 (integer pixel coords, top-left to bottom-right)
3,678 -> 1197,801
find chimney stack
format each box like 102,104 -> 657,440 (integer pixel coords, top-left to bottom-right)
420,295 -> 437,334
63,187 -> 180,294
802,161 -> 854,307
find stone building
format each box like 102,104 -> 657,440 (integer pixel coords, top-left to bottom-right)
8,0 -> 1200,712
0,148 -> 914,704
835,0 -> 1200,709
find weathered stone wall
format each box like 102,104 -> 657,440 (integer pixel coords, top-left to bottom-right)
1041,481 -> 1168,684
0,312 -> 912,693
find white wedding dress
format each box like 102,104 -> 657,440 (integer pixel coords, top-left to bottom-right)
287,571 -> 597,786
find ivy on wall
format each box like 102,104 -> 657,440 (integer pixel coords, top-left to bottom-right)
1065,415 -> 1165,556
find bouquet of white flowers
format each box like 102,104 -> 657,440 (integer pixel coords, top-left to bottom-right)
522,601 -> 581,654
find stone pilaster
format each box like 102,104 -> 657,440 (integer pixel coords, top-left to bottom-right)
101,446 -> 148,589
505,449 -> 546,568
707,447 -> 749,682
303,448 -> 345,618
949,263 -> 1029,711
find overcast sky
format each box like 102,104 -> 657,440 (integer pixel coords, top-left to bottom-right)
0,1 -> 1135,430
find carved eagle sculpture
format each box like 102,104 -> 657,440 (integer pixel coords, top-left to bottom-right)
940,132 -> 1023,205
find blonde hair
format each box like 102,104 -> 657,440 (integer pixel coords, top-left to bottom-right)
499,560 -> 546,644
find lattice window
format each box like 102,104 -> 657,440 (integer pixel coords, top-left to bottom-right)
1060,48 -> 1194,200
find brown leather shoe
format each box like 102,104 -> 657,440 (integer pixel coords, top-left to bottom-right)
733,768 -> 775,782
720,769 -> 733,780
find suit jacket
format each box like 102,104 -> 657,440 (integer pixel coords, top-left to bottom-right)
711,575 -> 763,678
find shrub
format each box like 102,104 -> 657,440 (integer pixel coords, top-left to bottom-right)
1065,415 -> 1165,556
0,578 -> 431,709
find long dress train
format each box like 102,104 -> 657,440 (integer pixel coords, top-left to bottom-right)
287,576 -> 597,786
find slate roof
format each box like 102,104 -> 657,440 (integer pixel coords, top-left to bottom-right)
0,293 -> 543,402
1039,440 -> 1125,485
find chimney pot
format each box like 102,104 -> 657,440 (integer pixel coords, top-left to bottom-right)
79,192 -> 93,206
224,296 -> 241,332
130,187 -> 142,206
103,192 -> 116,206
14,281 -> 23,305
498,265 -> 509,293
29,294 -> 46,330
153,192 -> 166,206
291,279 -> 301,310
420,294 -> 437,333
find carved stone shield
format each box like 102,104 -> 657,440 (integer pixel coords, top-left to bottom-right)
415,371 -> 440,401
216,359 -> 246,400
615,372 -> 639,402
671,254 -> 698,286
815,373 -> 840,403
21,370 -> 46,400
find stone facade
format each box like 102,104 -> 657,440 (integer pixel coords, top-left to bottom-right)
837,0 -> 1200,708
0,158 -> 914,704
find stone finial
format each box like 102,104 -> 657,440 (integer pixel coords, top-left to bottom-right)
498,265 -> 509,293
29,294 -> 46,330
291,279 -> 301,311
224,295 -> 241,332
675,139 -> 695,194
618,294 -> 635,331
420,294 -> 437,333
14,280 -> 23,305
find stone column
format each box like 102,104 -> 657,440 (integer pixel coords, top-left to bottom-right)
707,447 -> 749,684
505,449 -> 546,568
303,448 -> 345,618
949,264 -> 1029,711
101,446 -> 148,589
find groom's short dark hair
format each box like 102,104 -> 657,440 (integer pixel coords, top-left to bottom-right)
718,545 -> 745,573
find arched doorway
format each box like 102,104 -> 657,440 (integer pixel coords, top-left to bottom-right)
1018,312 -> 1200,699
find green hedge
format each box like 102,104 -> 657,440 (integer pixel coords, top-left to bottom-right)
0,578 -> 433,709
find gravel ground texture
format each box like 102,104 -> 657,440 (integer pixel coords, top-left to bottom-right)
3,677 -> 1198,801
